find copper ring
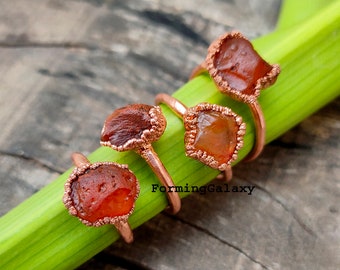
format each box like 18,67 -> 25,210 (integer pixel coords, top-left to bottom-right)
63,152 -> 139,243
100,104 -> 181,214
155,93 -> 246,181
190,31 -> 280,161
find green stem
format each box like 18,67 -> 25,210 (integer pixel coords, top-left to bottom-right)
276,0 -> 337,30
0,1 -> 339,269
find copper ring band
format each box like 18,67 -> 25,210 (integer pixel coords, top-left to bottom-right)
137,146 -> 181,214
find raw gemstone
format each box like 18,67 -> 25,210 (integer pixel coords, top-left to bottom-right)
101,104 -> 153,146
193,111 -> 238,164
214,37 -> 272,95
70,164 -> 138,222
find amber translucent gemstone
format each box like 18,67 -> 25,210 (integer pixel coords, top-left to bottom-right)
193,111 -> 238,164
101,104 -> 152,146
70,164 -> 138,222
214,38 -> 272,95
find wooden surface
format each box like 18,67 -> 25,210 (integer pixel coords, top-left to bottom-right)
0,1 -> 339,269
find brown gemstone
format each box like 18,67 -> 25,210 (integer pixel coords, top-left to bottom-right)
101,104 -> 153,146
193,111 -> 239,164
70,164 -> 138,223
213,37 -> 272,95
100,104 -> 167,152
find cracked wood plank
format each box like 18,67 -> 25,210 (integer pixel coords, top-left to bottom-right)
0,0 -> 339,270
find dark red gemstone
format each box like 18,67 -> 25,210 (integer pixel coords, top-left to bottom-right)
214,38 -> 272,95
70,164 -> 138,222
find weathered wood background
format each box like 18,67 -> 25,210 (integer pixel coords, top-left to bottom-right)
0,0 -> 339,269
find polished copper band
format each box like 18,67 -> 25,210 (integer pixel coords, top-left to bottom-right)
137,146 -> 181,214
189,62 -> 207,81
156,93 -> 188,117
114,220 -> 134,243
245,101 -> 265,162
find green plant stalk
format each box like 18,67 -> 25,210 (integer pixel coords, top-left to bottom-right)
276,0 -> 337,30
1,1 -> 339,269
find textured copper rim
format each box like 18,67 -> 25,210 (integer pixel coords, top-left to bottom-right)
100,104 -> 166,152
156,93 -> 246,181
63,152 -> 139,243
183,102 -> 246,170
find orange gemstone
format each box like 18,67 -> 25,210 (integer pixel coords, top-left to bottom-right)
70,164 -> 138,223
214,37 -> 272,95
193,111 -> 238,164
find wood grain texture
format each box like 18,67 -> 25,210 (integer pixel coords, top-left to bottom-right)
0,1 -> 339,269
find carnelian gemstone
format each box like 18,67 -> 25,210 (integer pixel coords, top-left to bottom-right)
194,111 -> 238,164
214,38 -> 272,95
101,104 -> 152,146
70,164 -> 138,222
